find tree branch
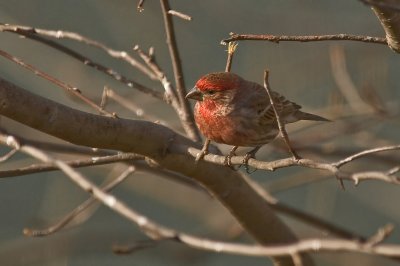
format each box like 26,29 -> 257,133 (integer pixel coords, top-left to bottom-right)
159,0 -> 201,142
0,23 -> 164,100
222,33 -> 387,45
0,77 -> 306,266
4,134 -> 399,261
0,49 -> 117,117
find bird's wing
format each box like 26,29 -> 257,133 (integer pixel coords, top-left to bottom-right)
247,83 -> 302,124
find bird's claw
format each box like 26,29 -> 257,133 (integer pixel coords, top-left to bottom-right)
242,151 -> 258,174
224,146 -> 240,170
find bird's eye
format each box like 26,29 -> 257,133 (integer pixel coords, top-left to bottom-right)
206,90 -> 216,95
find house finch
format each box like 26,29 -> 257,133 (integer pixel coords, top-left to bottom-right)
186,72 -> 329,163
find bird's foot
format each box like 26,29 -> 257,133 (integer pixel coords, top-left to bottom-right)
242,146 -> 261,174
224,146 -> 240,170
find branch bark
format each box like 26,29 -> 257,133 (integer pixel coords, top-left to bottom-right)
0,77 -> 312,266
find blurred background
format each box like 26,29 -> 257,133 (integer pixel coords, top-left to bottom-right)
0,0 -> 399,265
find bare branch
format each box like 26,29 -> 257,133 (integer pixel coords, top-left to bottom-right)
0,23 -> 157,79
222,33 -> 387,45
0,24 -> 164,100
387,166 -> 400,176
159,0 -> 200,142
167,10 -> 192,21
133,45 -> 179,103
0,49 -> 117,117
187,146 -> 400,186
364,224 -> 394,247
0,148 -> 18,162
333,145 -> 400,167
0,153 -> 143,178
105,87 -> 168,126
113,239 -> 161,254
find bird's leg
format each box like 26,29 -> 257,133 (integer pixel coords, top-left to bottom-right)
224,146 -> 238,168
242,146 -> 261,173
195,139 -> 211,163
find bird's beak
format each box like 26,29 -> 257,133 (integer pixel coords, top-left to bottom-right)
185,87 -> 203,101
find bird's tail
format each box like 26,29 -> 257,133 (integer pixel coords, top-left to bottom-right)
297,111 -> 331,122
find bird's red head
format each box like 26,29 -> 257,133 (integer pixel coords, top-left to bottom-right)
195,72 -> 242,92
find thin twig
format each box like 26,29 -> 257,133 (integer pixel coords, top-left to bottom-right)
0,49 -> 116,117
387,166 -> 400,176
105,87 -> 168,125
225,42 -> 238,72
0,24 -> 163,100
222,33 -> 387,45
263,70 -> 300,159
0,148 -> 18,162
113,239 -> 162,254
0,24 -> 157,80
100,86 -> 109,112
364,224 -> 394,247
159,0 -> 200,142
133,45 -> 179,109
291,253 -> 303,266
167,10 -> 192,21
24,166 -> 135,236
333,145 -> 400,167
0,153 -> 143,178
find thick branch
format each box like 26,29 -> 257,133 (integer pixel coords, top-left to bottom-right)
0,77 -> 308,266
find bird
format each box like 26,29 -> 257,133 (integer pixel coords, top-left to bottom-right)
186,72 -> 329,166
